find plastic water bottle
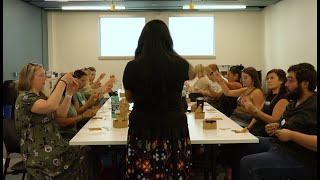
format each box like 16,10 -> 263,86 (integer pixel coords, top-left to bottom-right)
184,83 -> 190,99
111,95 -> 119,119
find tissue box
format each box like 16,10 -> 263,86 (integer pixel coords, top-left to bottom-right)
113,120 -> 128,128
203,117 -> 223,129
195,112 -> 205,119
203,120 -> 217,129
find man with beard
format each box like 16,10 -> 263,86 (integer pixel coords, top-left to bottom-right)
239,63 -> 317,180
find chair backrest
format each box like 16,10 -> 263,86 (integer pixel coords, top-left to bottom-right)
2,80 -> 18,119
3,118 -> 20,154
189,92 -> 203,102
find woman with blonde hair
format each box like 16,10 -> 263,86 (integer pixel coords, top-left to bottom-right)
197,64 -> 225,100
14,63 -> 96,179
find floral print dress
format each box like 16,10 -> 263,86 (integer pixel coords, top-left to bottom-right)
14,91 -> 96,179
126,126 -> 193,179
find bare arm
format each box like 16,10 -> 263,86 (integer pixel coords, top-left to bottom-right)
93,73 -> 106,85
247,118 -> 257,129
275,129 -> 317,152
55,95 -> 72,118
205,88 -> 223,100
74,97 -> 96,114
253,99 -> 289,123
55,81 -> 78,118
220,83 -> 247,97
31,74 -> 75,114
208,71 -> 246,97
290,131 -> 317,152
225,81 -> 242,90
250,90 -> 265,110
56,108 -> 97,127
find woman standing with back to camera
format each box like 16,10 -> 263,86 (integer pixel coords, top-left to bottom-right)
123,20 -> 196,179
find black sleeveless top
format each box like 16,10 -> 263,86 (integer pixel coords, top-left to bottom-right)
250,92 -> 288,136
123,58 -> 190,130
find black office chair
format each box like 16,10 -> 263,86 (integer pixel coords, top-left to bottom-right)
3,119 -> 27,180
189,92 -> 204,102
3,80 -> 27,179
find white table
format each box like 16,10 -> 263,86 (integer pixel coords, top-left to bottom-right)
69,99 -> 258,145
69,99 -> 258,180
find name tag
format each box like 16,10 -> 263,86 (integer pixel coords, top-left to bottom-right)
280,119 -> 286,126
265,101 -> 271,106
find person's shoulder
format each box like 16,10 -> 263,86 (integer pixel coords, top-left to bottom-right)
170,55 -> 188,65
125,59 -> 140,70
252,88 -> 264,95
308,95 -> 317,107
16,91 -> 40,104
20,91 -> 39,98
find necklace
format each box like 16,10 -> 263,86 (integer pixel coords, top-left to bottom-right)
265,93 -> 279,106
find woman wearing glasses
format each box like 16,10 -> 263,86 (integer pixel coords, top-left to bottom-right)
14,63 -> 97,179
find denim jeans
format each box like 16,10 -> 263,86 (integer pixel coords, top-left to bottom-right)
240,139 -> 317,180
220,136 -> 273,180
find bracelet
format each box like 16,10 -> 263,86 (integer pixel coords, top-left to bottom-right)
60,79 -> 67,86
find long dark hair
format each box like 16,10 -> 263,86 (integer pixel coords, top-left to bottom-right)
134,20 -> 185,96
266,69 -> 287,96
242,67 -> 261,89
135,20 -> 181,60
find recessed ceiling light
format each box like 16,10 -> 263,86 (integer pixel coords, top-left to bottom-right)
62,5 -> 125,10
183,5 -> 246,10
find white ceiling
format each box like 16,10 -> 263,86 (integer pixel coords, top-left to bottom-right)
22,0 -> 282,11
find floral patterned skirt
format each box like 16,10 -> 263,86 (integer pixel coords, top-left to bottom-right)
125,126 -> 193,180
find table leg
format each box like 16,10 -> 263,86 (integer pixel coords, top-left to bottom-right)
207,144 -> 218,180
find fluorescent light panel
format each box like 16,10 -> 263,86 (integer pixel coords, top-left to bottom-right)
62,6 -> 125,10
45,0 -> 69,1
45,0 -> 100,1
183,5 -> 246,10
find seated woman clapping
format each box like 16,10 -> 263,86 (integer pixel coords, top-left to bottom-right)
14,63 -> 97,179
241,69 -> 289,136
81,67 -> 107,99
72,69 -> 101,114
51,76 -> 99,140
208,67 -> 265,127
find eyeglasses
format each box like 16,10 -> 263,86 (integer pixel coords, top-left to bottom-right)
26,62 -> 42,73
24,62 -> 43,80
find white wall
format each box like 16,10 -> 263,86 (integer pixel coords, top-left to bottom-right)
263,0 -> 317,72
47,11 -> 264,89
